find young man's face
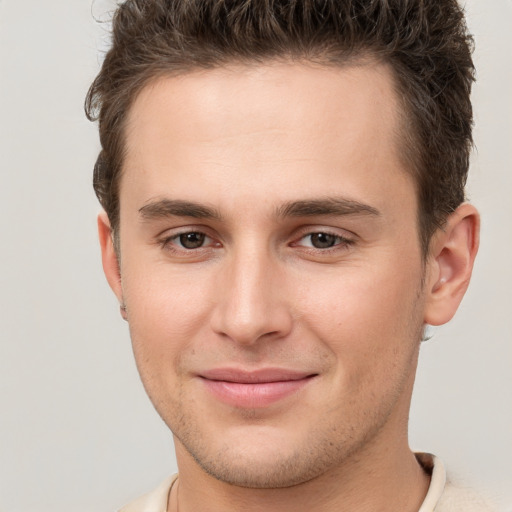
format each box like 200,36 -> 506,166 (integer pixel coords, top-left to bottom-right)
101,62 -> 440,487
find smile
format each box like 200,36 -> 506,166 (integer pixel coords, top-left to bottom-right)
199,368 -> 317,408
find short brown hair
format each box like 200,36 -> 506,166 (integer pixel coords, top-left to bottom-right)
85,0 -> 475,255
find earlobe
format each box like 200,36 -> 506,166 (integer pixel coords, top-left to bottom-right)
423,203 -> 480,326
97,211 -> 126,319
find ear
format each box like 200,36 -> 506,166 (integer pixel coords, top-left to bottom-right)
97,211 -> 127,320
423,203 -> 480,326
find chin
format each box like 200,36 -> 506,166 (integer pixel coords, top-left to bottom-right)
176,424 -> 348,489
196,451 -> 323,489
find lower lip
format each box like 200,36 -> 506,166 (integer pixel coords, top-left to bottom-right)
201,377 -> 313,408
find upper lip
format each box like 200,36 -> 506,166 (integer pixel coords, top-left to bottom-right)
199,368 -> 317,383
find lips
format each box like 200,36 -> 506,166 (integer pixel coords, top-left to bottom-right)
199,368 -> 316,408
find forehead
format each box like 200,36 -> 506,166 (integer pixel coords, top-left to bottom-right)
121,60 -> 413,217
125,60 -> 400,148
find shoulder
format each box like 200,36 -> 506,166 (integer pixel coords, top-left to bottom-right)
436,477 -> 499,512
415,453 -> 500,512
118,475 -> 177,512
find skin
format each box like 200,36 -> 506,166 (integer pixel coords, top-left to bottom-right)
99,61 -> 479,512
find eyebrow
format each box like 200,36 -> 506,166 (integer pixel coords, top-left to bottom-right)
139,199 -> 222,221
138,197 -> 380,222
276,197 -> 380,218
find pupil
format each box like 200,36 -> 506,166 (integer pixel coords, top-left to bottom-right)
180,232 -> 205,249
311,233 -> 336,248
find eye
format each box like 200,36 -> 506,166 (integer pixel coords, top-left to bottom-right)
177,232 -> 208,249
295,232 -> 352,249
307,233 -> 337,249
160,230 -> 217,252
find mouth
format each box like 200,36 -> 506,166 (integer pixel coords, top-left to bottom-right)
199,368 -> 317,408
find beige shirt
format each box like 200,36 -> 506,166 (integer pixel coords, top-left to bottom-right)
119,454 -> 496,512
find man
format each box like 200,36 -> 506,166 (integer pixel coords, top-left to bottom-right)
86,1 -> 492,510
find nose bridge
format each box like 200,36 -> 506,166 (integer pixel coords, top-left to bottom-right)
211,239 -> 291,345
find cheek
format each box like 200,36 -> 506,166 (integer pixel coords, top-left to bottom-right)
122,261 -> 215,375
297,261 -> 424,377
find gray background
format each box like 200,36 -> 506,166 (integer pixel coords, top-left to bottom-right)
0,0 -> 510,510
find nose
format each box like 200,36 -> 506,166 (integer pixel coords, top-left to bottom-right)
210,245 -> 293,346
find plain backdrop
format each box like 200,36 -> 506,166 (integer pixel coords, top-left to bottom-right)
0,1 -> 510,510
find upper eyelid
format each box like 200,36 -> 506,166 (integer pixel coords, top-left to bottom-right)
299,231 -> 351,240
156,224 -> 215,239
162,230 -> 214,243
292,225 -> 357,240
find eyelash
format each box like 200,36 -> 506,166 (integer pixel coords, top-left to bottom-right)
293,231 -> 354,251
158,230 -> 217,253
157,228 -> 355,256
